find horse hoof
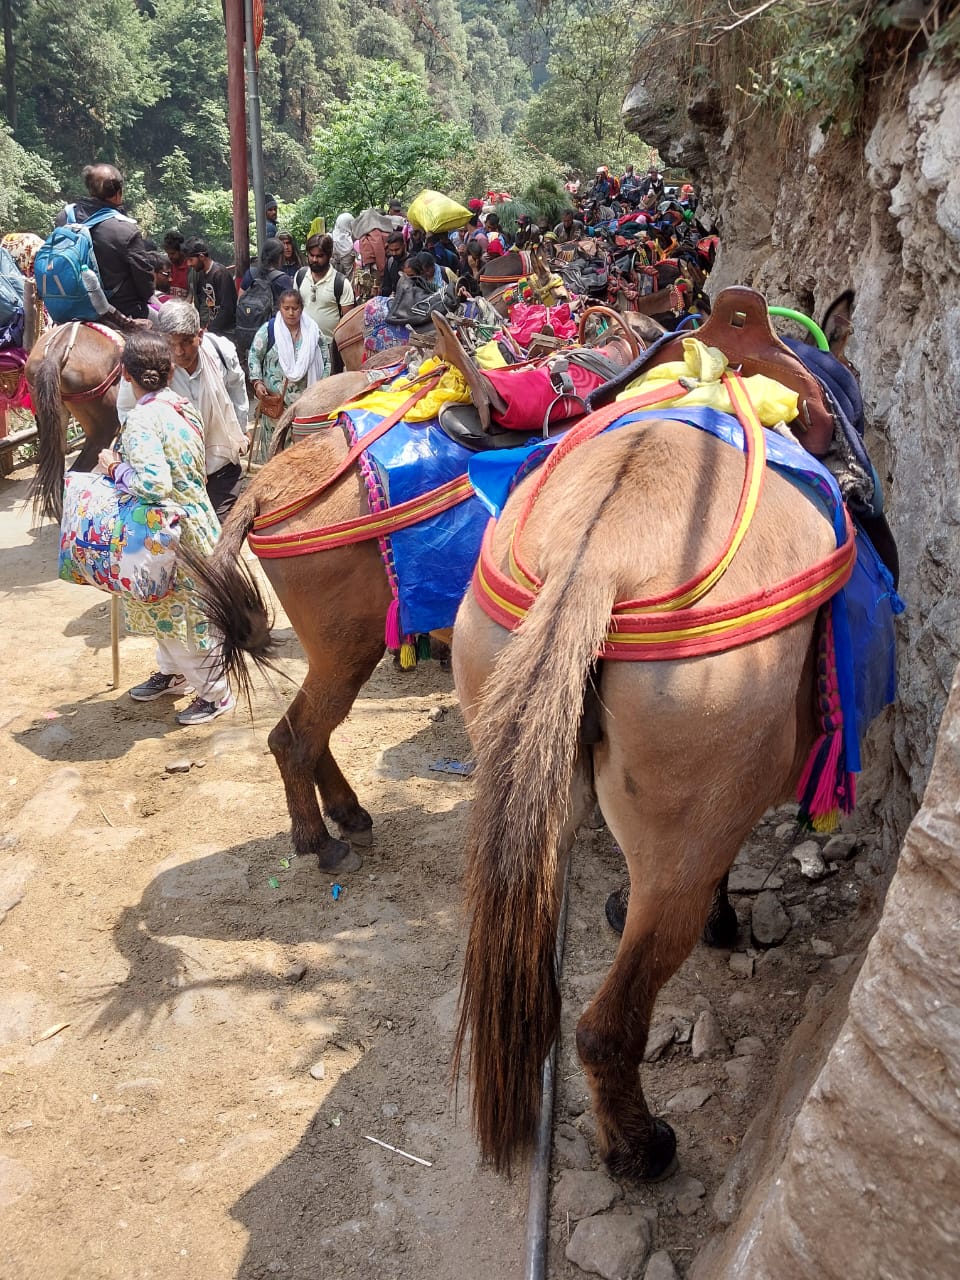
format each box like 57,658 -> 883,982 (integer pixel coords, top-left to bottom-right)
604,1118 -> 678,1182
604,886 -> 629,935
702,904 -> 739,949
316,839 -> 363,873
340,824 -> 373,849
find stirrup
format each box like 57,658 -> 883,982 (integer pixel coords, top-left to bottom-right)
430,310 -> 507,432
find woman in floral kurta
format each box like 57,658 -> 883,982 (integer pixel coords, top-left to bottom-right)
99,331 -> 234,726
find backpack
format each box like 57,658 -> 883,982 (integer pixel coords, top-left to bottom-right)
0,245 -> 25,341
34,207 -> 119,324
235,268 -> 284,350
294,266 -> 347,315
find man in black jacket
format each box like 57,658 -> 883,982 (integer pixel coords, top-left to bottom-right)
183,238 -> 237,336
56,164 -> 154,319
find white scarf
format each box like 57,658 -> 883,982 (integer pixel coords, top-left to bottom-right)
274,310 -> 325,384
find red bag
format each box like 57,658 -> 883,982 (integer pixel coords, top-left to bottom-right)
483,361 -> 607,432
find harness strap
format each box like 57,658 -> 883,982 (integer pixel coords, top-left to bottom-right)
248,474 -> 474,558
252,372 -> 442,532
473,378 -> 857,660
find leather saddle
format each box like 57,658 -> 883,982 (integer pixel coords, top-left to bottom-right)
438,401 -> 569,453
591,286 -> 838,456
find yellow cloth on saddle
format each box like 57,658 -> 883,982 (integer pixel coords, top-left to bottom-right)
475,340 -> 508,370
349,358 -> 472,422
616,337 -> 799,427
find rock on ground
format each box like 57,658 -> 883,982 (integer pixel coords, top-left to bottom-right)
553,1168 -> 619,1219
644,1251 -> 679,1280
751,891 -> 791,946
565,1209 -> 653,1280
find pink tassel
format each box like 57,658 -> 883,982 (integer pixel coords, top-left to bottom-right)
385,598 -> 401,649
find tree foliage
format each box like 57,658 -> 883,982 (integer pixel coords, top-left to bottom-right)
304,62 -> 471,214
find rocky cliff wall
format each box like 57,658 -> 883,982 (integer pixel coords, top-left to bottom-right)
625,67 -> 960,842
623,61 -> 960,1274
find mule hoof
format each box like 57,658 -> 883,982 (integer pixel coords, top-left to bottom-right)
604,886 -> 629,936
316,839 -> 363,873
340,824 -> 373,849
703,904 -> 739,949
604,1117 -> 678,1183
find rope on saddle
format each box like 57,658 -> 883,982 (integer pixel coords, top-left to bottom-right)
473,372 -> 857,660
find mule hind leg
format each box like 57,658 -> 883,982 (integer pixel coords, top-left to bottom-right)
269,652 -> 381,871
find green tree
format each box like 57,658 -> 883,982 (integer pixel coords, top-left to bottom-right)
0,123 -> 59,233
303,61 -> 471,216
7,0 -> 161,174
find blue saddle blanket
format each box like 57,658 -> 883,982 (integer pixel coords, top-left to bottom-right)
343,407 -> 489,636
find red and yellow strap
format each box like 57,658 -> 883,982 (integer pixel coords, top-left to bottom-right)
473,379 -> 857,660
248,473 -> 475,559
252,373 -> 442,533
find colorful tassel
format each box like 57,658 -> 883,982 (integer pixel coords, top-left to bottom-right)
399,641 -> 417,670
385,598 -> 401,649
417,633 -> 432,661
797,608 -> 856,832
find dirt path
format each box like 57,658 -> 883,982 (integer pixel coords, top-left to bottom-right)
0,467 -> 885,1279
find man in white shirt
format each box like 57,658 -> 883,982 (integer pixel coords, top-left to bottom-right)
116,300 -> 249,519
296,233 -> 355,345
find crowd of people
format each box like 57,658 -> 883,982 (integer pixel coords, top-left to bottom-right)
3,156 -> 700,727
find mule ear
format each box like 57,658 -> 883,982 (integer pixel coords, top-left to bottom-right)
822,289 -> 855,357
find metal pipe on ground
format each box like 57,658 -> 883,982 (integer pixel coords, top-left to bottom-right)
524,860 -> 571,1280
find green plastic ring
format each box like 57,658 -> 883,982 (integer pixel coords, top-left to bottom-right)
768,306 -> 830,351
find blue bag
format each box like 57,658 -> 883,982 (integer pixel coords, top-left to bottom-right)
34,207 -> 118,324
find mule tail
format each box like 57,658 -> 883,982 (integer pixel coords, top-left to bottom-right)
182,485 -> 277,704
30,330 -> 71,523
453,524 -> 618,1173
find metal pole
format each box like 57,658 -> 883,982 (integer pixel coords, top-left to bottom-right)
223,0 -> 250,279
243,0 -> 267,256
110,596 -> 121,689
524,860 -> 571,1280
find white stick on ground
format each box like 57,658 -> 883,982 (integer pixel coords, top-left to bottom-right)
363,1135 -> 433,1167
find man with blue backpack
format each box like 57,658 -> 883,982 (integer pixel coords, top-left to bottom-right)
38,163 -> 154,322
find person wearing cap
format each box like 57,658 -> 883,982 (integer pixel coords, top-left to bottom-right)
387,199 -> 406,232
264,195 -> 279,240
679,182 -> 698,212
589,166 -> 613,203
461,198 -> 488,257
184,237 -> 237,336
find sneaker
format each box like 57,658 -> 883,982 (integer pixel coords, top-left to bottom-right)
129,672 -> 188,702
176,691 -> 235,726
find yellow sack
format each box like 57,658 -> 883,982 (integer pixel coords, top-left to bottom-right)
616,337 -> 799,428
307,216 -> 326,238
475,340 -> 507,370
350,358 -> 471,422
406,190 -> 471,234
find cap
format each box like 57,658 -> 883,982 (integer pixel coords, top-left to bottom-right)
468,198 -> 484,212
264,193 -> 278,207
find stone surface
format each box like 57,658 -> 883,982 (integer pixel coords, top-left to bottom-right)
669,1173 -> 706,1217
734,1036 -> 765,1057
555,1122 -> 592,1170
810,939 -> 836,958
643,1251 -> 678,1280
791,841 -> 828,880
750,891 -> 791,946
664,1085 -> 712,1113
553,1169 -> 619,1220
727,864 -> 783,894
691,1008 -> 728,1059
565,1209 -> 653,1280
823,834 -> 860,861
724,1057 -> 755,1090
728,952 -> 755,979
643,1021 -> 676,1063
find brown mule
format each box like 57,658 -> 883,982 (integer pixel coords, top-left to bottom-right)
26,322 -> 125,521
451,417 -> 837,1180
